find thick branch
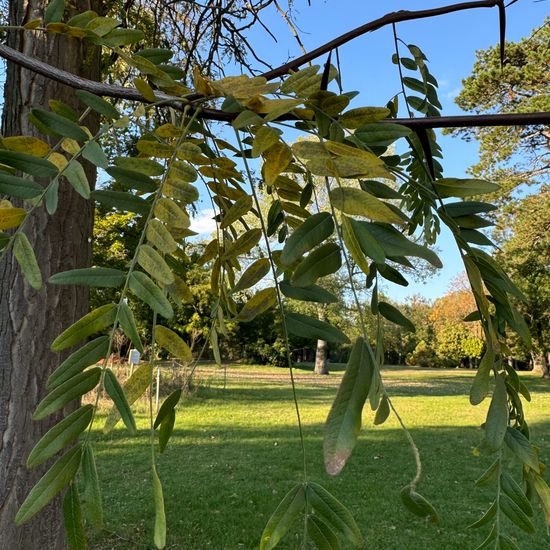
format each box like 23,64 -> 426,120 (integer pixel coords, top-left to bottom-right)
1,42 -> 549,130
260,0 -> 501,80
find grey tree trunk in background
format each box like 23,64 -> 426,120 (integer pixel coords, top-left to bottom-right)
0,0 -> 101,547
314,305 -> 329,374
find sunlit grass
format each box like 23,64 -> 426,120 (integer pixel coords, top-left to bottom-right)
90,364 -> 550,549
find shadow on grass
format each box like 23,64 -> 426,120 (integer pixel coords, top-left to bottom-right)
90,411 -> 550,550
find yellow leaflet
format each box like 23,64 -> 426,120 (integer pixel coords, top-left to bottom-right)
263,142 -> 293,186
47,152 -> 69,170
134,78 -> 156,102
0,206 -> 26,230
3,136 -> 50,157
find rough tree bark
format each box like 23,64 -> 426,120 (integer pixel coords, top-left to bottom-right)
0,1 -> 101,547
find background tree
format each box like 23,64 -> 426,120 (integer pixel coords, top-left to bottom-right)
496,187 -> 550,376
448,19 -> 549,200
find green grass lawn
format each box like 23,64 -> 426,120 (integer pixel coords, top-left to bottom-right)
89,364 -> 550,549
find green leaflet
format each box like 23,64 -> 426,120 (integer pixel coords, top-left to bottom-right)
222,228 -> 262,261
103,368 -> 137,434
152,464 -> 166,549
75,90 -> 120,120
15,444 -> 83,526
0,150 -> 58,177
433,178 -> 500,198
237,287 -> 277,322
63,484 -> 87,550
27,405 -> 93,468
329,187 -> 404,224
106,166 -> 157,193
260,483 -> 306,550
155,325 -> 193,360
341,215 -> 371,275
470,347 -> 494,405
473,524 -> 497,550
280,212 -> 334,266
346,218 -> 385,264
44,0 -> 65,25
360,179 -> 402,200
484,374 -> 508,452
500,493 -> 535,533
291,242 -> 341,287
500,472 -> 533,517
468,500 -> 497,529
220,195 -> 253,229
498,535 -> 521,550
460,228 -> 494,247
13,232 -> 42,289
166,274 -> 194,304
118,301 -> 143,353
280,281 -> 338,304
81,444 -> 103,530
232,258 -> 270,293
355,122 -> 411,146
31,109 -> 89,141
324,337 -> 374,476
45,179 -> 59,215
48,336 -> 109,389
475,459 -> 500,487
137,244 -> 174,285
136,48 -> 173,65
504,427 -> 540,472
92,190 -> 150,215
82,140 -> 109,169
307,515 -> 341,550
373,394 -> 390,425
51,304 -> 117,351
98,28 -> 145,48
377,302 -> 415,332
33,368 -> 101,420
440,201 -> 497,217
158,409 -> 176,453
306,482 -> 363,546
49,267 -> 126,288
129,271 -> 174,319
64,160 -> 90,199
286,312 -> 349,344
353,221 -> 441,267
154,389 -> 182,429
531,474 -> 550,526
400,486 -> 440,523
0,173 -> 43,199
104,362 -> 152,432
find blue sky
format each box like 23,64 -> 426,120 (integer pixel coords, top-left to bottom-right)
1,1 -> 546,301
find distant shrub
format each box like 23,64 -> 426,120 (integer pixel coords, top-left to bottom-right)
406,340 -> 439,368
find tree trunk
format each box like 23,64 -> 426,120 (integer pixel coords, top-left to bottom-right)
532,351 -> 550,379
314,339 -> 329,375
314,305 -> 329,374
0,1 -> 100,547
